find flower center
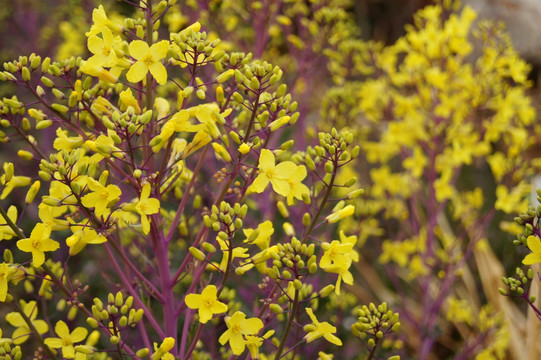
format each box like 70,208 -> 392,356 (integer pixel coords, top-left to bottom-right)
32,239 -> 41,249
143,54 -> 154,66
232,324 -> 242,334
100,189 -> 109,199
265,169 -> 274,179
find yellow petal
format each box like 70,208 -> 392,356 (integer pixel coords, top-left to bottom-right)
126,61 -> 148,83
149,62 -> 167,85
87,35 -> 104,55
185,293 -> 202,309
527,235 -> 541,254
129,40 -> 149,60
150,40 -> 170,60
258,149 -> 275,171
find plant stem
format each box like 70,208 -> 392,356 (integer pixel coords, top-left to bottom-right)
274,289 -> 299,360
301,160 -> 337,245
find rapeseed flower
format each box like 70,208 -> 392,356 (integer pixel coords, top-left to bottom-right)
184,285 -> 228,323
126,40 -> 169,85
81,178 -> 121,218
219,311 -> 264,355
523,235 -> 541,265
44,320 -> 88,359
16,223 -> 59,267
135,183 -> 160,234
304,308 -> 342,346
250,149 -> 296,196
6,300 -> 48,344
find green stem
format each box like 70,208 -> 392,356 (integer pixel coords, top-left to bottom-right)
301,162 -> 337,244
366,338 -> 379,360
274,289 -> 299,360
0,206 -> 24,239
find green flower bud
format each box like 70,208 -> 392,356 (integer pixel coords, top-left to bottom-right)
110,335 -> 119,345
189,247 -> 206,261
136,348 -> 150,358
52,103 -> 69,114
21,67 -> 30,81
270,303 -> 283,314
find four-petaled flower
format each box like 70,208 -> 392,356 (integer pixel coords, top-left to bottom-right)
250,149 -> 297,196
285,164 -> 310,205
6,300 -> 48,344
304,308 -> 342,346
81,177 -> 121,218
523,235 -> 541,265
135,183 -> 160,235
16,223 -> 60,267
185,285 -> 228,324
219,311 -> 264,355
44,320 -> 88,359
126,40 -> 169,85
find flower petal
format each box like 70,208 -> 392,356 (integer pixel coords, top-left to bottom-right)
70,327 -> 88,343
258,149 -> 275,171
250,174 -> 269,193
87,35 -> 105,55
150,40 -> 170,60
185,293 -> 202,309
126,61 -> 148,83
149,62 -> 167,85
527,235 -> 541,254
129,40 -> 149,60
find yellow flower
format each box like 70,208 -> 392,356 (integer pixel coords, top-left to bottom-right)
325,205 -> 355,224
66,222 -> 107,256
16,223 -> 60,267
85,5 -> 122,37
135,183 -> 160,234
245,330 -> 274,359
151,337 -> 175,360
126,40 -> 170,85
119,88 -> 141,114
0,205 -> 18,241
6,300 -> 48,344
185,285 -> 228,323
285,165 -> 310,205
86,28 -> 118,69
0,172 -> 31,200
219,311 -> 264,355
319,230 -> 359,269
0,262 -> 12,302
53,128 -> 84,151
44,320 -> 88,359
523,235 -> 541,265
39,203 -> 70,231
215,237 -> 249,272
81,178 -> 121,218
304,308 -> 342,346
243,220 -> 274,250
250,149 -> 297,196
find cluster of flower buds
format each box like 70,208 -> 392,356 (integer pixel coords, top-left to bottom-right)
87,291 -> 144,342
513,199 -> 541,247
203,201 -> 247,234
0,342 -> 22,360
499,267 -> 535,300
268,237 -> 317,282
351,302 -> 400,352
